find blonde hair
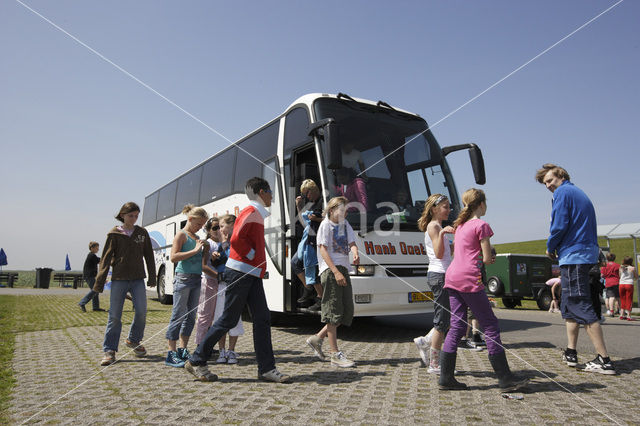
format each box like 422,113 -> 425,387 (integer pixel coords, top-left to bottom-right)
535,163 -> 570,183
182,204 -> 209,220
453,188 -> 486,229
300,179 -> 319,194
219,214 -> 236,225
88,241 -> 99,250
417,194 -> 448,232
324,196 -> 348,218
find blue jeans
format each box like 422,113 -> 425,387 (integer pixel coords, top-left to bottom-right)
190,268 -> 276,374
103,280 -> 147,352
79,277 -> 100,310
165,273 -> 201,341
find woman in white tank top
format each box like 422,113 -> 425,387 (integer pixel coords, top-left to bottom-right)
618,257 -> 637,320
413,194 -> 454,374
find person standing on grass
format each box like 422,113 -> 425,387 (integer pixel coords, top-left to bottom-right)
618,257 -> 637,321
194,217 -> 223,353
536,163 -> 615,374
185,177 -> 291,383
78,241 -> 104,312
439,189 -> 529,391
95,202 -> 156,366
165,204 -> 209,368
413,194 -> 454,374
306,196 -> 360,368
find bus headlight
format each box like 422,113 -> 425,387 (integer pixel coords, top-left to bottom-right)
352,265 -> 375,276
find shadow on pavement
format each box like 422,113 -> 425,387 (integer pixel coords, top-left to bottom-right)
614,356 -> 640,375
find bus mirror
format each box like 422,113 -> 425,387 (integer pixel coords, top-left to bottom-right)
442,143 -> 486,185
309,118 -> 342,170
468,144 -> 486,185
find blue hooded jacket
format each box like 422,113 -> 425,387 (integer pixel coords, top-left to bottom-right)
547,181 -> 598,265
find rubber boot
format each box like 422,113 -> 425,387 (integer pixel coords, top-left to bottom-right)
438,351 -> 467,390
488,351 -> 529,392
296,285 -> 315,307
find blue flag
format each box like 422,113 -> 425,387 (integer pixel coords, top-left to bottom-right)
65,254 -> 71,271
0,248 -> 7,267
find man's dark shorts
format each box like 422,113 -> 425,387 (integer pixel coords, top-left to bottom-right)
560,264 -> 599,325
427,271 -> 450,332
605,285 -> 619,298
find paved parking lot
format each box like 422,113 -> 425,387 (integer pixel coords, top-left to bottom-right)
9,296 -> 640,425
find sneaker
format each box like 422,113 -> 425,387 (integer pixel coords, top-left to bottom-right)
125,339 -> 147,357
165,350 -> 186,368
413,336 -> 430,366
308,298 -> 322,311
584,355 -> 616,375
78,303 -> 86,312
185,360 -> 218,382
216,349 -> 228,364
619,316 -> 626,320
459,339 -> 483,351
100,350 -> 116,366
226,350 -> 238,364
177,347 -> 190,361
471,333 -> 487,348
259,368 -> 292,383
330,351 -> 355,368
427,365 -> 441,374
306,335 -> 326,361
562,350 -> 578,367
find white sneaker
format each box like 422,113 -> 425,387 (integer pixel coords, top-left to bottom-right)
259,368 -> 292,383
306,335 -> 326,361
413,336 -> 430,366
226,350 -> 238,364
330,351 -> 355,368
427,365 -> 440,374
216,349 -> 227,364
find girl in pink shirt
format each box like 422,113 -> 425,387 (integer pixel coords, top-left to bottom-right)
439,189 -> 528,392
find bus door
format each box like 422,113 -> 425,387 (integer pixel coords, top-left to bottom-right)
262,158 -> 287,312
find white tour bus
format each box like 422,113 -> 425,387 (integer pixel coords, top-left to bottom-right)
142,92 -> 485,317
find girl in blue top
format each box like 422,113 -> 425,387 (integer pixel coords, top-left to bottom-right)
165,204 -> 209,367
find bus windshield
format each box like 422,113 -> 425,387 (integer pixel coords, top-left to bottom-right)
314,98 -> 460,231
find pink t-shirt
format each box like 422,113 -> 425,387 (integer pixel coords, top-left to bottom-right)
445,219 -> 494,293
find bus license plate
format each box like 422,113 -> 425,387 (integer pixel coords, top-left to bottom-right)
409,291 -> 433,303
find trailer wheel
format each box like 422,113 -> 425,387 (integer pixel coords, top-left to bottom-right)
487,276 -> 504,296
157,269 -> 172,305
537,288 -> 553,311
502,297 -> 519,309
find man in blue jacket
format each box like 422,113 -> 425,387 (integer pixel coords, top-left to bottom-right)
536,164 -> 615,375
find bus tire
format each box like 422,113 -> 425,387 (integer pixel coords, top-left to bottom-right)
157,269 -> 172,305
487,276 -> 504,296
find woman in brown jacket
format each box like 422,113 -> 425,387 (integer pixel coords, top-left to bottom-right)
95,202 -> 156,366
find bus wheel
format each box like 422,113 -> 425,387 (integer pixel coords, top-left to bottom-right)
502,297 -> 519,309
157,269 -> 172,305
537,288 -> 552,311
487,276 -> 504,296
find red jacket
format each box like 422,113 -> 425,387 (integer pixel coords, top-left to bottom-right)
600,262 -> 620,287
226,201 -> 270,278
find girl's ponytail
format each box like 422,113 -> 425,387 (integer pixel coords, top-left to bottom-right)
453,188 -> 486,229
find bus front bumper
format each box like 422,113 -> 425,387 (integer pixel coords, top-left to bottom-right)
349,275 -> 434,317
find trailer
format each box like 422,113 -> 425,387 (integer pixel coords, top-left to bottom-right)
485,253 -> 556,310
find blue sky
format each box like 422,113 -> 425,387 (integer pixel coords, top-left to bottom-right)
1,0 -> 638,269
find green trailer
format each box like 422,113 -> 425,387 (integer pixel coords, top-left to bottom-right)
485,253 -> 556,310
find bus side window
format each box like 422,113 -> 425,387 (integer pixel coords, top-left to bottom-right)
234,122 -> 279,192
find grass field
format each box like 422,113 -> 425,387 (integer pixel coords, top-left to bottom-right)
0,294 -> 173,424
494,237 -> 637,258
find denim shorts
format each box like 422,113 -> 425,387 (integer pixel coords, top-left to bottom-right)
561,264 -> 598,325
427,271 -> 450,332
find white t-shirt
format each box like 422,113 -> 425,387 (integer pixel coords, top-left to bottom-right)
425,231 -> 452,273
317,218 -> 356,275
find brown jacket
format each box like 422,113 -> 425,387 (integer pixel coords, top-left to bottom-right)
94,225 -> 157,292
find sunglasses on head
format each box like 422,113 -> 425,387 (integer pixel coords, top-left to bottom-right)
211,225 -> 220,231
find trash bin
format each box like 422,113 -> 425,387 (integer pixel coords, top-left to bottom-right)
35,267 -> 53,289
